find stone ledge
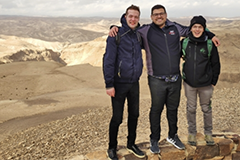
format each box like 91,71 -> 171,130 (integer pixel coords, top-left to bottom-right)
72,133 -> 240,160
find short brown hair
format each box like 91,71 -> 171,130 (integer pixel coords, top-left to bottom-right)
125,4 -> 140,15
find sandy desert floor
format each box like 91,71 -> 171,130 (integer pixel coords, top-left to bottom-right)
0,62 -> 108,140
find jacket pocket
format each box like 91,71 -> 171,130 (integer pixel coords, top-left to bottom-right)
198,71 -> 212,84
117,60 -> 133,79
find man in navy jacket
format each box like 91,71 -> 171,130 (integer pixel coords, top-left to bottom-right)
103,4 -> 145,160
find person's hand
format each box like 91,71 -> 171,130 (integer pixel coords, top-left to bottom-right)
212,36 -> 220,47
109,26 -> 119,37
106,87 -> 115,97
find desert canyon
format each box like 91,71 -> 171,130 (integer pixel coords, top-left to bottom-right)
0,16 -> 240,159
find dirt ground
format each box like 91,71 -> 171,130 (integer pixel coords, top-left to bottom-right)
0,62 -> 109,140
0,54 -> 239,159
0,53 -> 239,140
0,61 -> 239,159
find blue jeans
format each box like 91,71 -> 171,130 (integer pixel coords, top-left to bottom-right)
108,82 -> 139,149
148,75 -> 182,141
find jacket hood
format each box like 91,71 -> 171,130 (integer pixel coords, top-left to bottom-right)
120,13 -> 140,31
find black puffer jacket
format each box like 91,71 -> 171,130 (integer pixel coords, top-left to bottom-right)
181,32 -> 221,87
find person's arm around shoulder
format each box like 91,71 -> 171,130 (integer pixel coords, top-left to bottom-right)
205,28 -> 220,47
211,36 -> 220,47
109,25 -> 119,37
169,19 -> 190,37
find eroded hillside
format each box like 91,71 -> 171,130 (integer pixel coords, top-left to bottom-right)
0,16 -> 239,73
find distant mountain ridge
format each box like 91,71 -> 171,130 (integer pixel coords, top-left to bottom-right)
0,16 -> 118,43
0,16 -> 240,69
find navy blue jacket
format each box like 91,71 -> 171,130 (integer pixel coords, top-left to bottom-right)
103,14 -> 143,88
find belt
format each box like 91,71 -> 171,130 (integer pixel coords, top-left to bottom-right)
151,74 -> 179,82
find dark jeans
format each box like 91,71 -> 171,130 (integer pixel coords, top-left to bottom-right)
148,75 -> 182,141
108,82 -> 139,149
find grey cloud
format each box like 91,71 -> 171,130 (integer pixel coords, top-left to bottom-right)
0,0 -> 18,9
0,0 -> 240,18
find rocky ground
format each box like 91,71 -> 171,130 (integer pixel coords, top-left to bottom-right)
0,86 -> 239,159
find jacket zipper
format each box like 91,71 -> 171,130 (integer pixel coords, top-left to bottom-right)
164,33 -> 172,74
131,34 -> 136,82
194,42 -> 197,85
118,61 -> 122,78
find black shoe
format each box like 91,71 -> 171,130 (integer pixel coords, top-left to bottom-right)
107,148 -> 118,160
127,144 -> 145,158
150,139 -> 160,153
167,134 -> 185,150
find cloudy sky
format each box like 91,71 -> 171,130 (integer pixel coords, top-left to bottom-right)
0,0 -> 239,18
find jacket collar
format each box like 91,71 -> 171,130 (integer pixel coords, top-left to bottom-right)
188,32 -> 208,43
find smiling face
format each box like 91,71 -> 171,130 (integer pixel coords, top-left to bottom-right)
125,9 -> 140,30
191,24 -> 204,38
151,8 -> 167,28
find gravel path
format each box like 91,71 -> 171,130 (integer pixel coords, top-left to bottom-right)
0,87 -> 239,159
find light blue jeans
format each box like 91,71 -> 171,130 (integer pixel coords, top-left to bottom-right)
183,82 -> 213,135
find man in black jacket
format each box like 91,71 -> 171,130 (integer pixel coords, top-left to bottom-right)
103,4 -> 145,160
181,15 -> 221,146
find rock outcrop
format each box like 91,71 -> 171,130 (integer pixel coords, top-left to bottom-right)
78,133 -> 240,160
